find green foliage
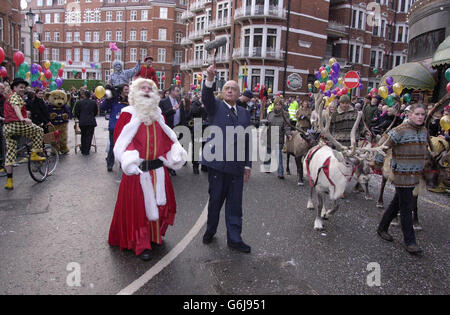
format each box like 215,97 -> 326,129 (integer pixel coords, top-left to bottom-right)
60,79 -> 105,91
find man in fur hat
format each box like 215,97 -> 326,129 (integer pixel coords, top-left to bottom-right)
108,60 -> 141,87
108,78 -> 188,261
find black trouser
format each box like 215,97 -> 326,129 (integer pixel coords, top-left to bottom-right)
80,126 -> 95,155
106,130 -> 115,167
190,128 -> 206,170
378,187 -> 416,246
0,121 -> 4,168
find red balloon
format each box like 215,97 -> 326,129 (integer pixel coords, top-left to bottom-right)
319,82 -> 326,91
37,65 -> 42,72
447,82 -> 450,93
0,47 -> 5,64
162,75 -> 166,81
38,45 -> 45,54
341,87 -> 348,95
44,69 -> 52,80
58,68 -> 64,77
68,60 -> 73,65
81,68 -> 86,73
0,67 -> 7,78
13,51 -> 25,67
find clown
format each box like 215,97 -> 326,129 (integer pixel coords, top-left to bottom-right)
108,78 -> 188,261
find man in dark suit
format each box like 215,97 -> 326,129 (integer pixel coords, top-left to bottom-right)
74,90 -> 98,155
201,64 -> 252,253
158,85 -> 186,176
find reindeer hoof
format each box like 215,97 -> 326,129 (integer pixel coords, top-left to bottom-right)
376,202 -> 384,208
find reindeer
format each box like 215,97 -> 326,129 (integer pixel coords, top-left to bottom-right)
304,94 -> 387,230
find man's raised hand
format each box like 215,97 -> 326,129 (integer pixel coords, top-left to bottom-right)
206,65 -> 217,82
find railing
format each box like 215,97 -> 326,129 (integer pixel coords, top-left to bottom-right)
232,47 -> 284,60
234,5 -> 287,20
207,53 -> 230,64
181,10 -> 194,21
190,0 -> 206,13
208,17 -> 232,31
180,37 -> 193,46
327,21 -> 347,33
188,29 -> 207,41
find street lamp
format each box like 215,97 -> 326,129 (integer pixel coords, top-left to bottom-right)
25,7 -> 36,65
35,19 -> 43,64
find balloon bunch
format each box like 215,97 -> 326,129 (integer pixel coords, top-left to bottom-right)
109,42 -> 119,52
33,40 -> 46,55
310,58 -> 362,106
377,76 -> 404,107
27,60 -> 65,91
172,74 -> 181,86
445,68 -> 450,93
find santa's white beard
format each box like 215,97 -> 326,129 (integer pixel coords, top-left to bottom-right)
134,91 -> 161,125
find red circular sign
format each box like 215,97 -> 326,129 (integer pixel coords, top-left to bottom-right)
344,71 -> 360,89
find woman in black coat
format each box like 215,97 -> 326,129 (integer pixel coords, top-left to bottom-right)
30,89 -> 52,132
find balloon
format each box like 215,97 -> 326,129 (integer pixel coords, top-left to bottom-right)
44,69 -> 52,80
329,58 -> 337,67
30,63 -> 39,75
378,86 -> 389,99
268,88 -> 272,93
370,88 -> 378,97
81,68 -> 86,73
373,68 -> 379,75
0,67 -> 7,78
68,60 -> 73,65
176,75 -> 180,80
95,86 -> 106,99
368,87 -> 372,94
49,82 -> 57,91
314,80 -> 320,89
447,82 -> 450,93
37,65 -> 42,72
338,77 -> 344,85
0,47 -> 4,63
385,95 -> 395,107
72,70 -> 77,75
388,85 -> 394,94
341,87 -> 348,95
308,83 -> 312,89
445,68 -> 450,82
43,60 -> 51,70
321,70 -> 328,79
385,76 -> 394,86
38,45 -> 45,54
58,68 -> 64,77
331,62 -> 340,74
13,51 -> 25,67
33,40 -> 41,50
324,91 -> 331,97
403,93 -> 411,103
26,72 -> 31,80
90,63 -> 95,69
95,65 -> 98,69
359,83 -> 364,90
55,78 -> 62,87
326,80 -> 333,90
18,62 -> 30,73
61,63 -> 65,69
440,115 -> 450,131
109,42 -> 118,51
319,82 -> 326,91
315,71 -> 321,80
393,82 -> 403,95
319,66 -> 325,72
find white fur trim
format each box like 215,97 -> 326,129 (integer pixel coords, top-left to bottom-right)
140,172 -> 159,221
159,142 -> 188,170
121,150 -> 143,176
155,167 -> 166,206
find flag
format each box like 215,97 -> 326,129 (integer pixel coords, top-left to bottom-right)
243,63 -> 248,91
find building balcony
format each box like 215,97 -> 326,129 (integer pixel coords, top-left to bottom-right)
190,0 -> 206,13
188,29 -> 208,41
208,18 -> 232,32
327,21 -> 348,37
180,37 -> 193,46
234,5 -> 287,21
180,63 -> 190,71
232,48 -> 284,61
181,10 -> 194,22
207,53 -> 230,64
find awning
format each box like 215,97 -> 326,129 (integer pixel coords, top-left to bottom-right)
432,35 -> 450,68
381,62 -> 436,91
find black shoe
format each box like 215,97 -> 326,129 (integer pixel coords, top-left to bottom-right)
278,175 -> 285,179
202,233 -> 214,244
107,166 -> 113,172
169,169 -> 177,176
193,168 -> 199,175
377,229 -> 394,242
139,249 -> 152,261
200,166 -> 208,172
227,241 -> 251,253
404,244 -> 423,255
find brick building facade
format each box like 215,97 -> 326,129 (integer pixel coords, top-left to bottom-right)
25,0 -> 187,89
0,0 -> 22,81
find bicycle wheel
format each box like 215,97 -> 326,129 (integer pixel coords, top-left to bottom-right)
44,144 -> 59,176
28,151 -> 49,183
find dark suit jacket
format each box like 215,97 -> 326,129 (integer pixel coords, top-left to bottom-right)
158,97 -> 186,129
201,82 -> 252,176
75,99 -> 98,127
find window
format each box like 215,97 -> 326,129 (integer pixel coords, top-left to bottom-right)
141,30 -> 147,41
158,48 -> 166,63
115,50 -> 122,61
106,11 -> 112,22
54,13 -> 60,23
66,49 -> 72,61
83,49 -> 90,62
141,10 -> 148,21
0,18 -> 3,42
158,28 -> 167,41
160,7 -> 168,19
176,12 -> 182,23
54,32 -> 60,42
264,69 -> 274,91
175,51 -> 182,64
370,50 -> 376,67
349,44 -> 362,63
45,31 -> 51,41
105,70 -> 111,83
45,14 -> 51,24
130,48 -> 137,62
351,9 -> 365,30
57,0 -> 65,4
130,30 -> 137,41
74,31 -> 80,41
52,48 -> 59,61
131,11 -> 137,21
175,32 -> 183,44
93,31 -> 100,42
93,49 -> 99,62
116,11 -> 123,22
74,48 -> 80,62
46,0 -> 53,6
85,31 -> 91,42
37,0 -> 43,6
194,44 -> 204,62
140,49 -> 147,62
116,30 -> 122,42
217,1 -> 230,24
44,50 -> 50,61
105,31 -> 112,41
105,49 -> 112,61
156,71 -> 165,90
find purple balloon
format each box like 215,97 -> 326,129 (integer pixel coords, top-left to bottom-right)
315,71 -> 321,80
324,91 -> 331,97
332,89 -> 338,95
359,83 -> 364,90
31,63 -> 39,75
332,77 -> 338,85
331,62 -> 340,73
388,85 -> 394,94
386,76 -> 394,86
90,62 -> 95,69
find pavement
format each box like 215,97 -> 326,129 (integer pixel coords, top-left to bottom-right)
0,117 -> 449,295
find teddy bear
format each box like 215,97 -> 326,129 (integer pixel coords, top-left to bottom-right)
45,90 -> 71,155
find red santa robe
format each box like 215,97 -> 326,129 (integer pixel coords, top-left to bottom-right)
108,106 -> 187,255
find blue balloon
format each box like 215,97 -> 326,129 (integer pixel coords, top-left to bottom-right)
331,62 -> 340,74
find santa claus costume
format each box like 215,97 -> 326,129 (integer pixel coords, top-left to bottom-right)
108,78 -> 187,260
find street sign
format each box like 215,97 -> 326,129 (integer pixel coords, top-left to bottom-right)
344,71 -> 360,89
287,73 -> 302,90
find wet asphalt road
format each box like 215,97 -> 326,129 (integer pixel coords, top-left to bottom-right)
0,118 -> 449,295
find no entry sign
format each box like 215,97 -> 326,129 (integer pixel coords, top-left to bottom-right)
344,71 -> 360,89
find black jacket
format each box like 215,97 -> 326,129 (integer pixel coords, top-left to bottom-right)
30,98 -> 50,126
75,99 -> 98,127
158,97 -> 185,129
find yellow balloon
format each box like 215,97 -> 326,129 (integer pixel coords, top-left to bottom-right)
326,80 -> 333,89
338,77 -> 344,85
268,88 -> 272,93
330,94 -> 336,101
321,70 -> 328,79
393,82 -> 403,95
61,63 -> 65,69
33,40 -> 41,50
329,58 -> 337,67
94,86 -> 106,99
44,60 -> 51,70
26,71 -> 31,79
40,73 -> 45,81
314,80 -> 320,88
308,83 -> 312,89
378,86 -> 389,99
440,115 -> 450,131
